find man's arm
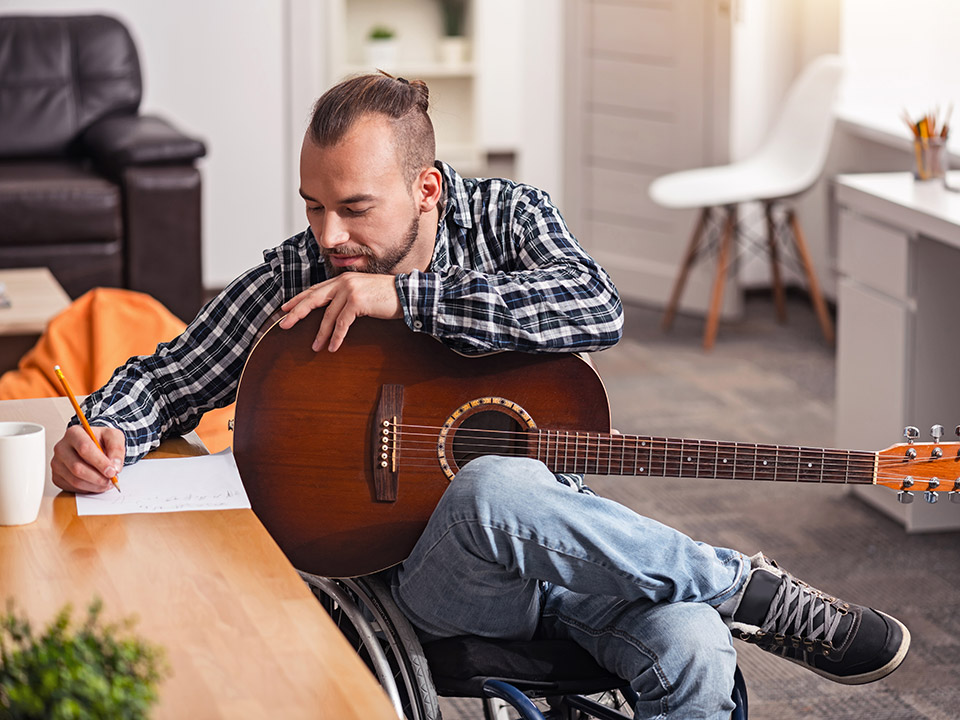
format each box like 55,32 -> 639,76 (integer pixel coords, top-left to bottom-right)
51,249 -> 298,493
80,262 -> 287,460
398,184 -> 624,355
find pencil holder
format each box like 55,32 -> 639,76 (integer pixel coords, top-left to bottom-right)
913,137 -> 948,181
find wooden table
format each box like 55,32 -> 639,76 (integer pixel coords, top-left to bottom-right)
0,397 -> 397,719
0,267 -> 71,373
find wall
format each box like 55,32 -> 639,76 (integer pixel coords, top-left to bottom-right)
2,0 -> 568,290
0,0 -> 289,290
729,0 -> 842,292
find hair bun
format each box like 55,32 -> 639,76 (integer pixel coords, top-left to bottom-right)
409,79 -> 430,110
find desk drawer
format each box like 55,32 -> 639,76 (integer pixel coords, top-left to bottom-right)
837,211 -> 911,301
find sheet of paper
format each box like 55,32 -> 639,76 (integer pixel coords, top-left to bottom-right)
75,449 -> 251,516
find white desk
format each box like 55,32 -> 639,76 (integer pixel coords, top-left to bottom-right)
834,172 -> 960,531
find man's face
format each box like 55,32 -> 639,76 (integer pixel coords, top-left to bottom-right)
299,114 -> 431,276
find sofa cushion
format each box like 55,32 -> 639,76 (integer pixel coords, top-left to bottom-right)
0,161 -> 122,245
0,15 -> 141,158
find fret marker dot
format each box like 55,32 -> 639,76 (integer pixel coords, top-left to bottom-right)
807,463 -> 813,468
686,456 -> 692,462
722,459 -> 728,463
639,467 -> 645,473
762,460 -> 768,466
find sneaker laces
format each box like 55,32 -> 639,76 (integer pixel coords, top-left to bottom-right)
759,575 -> 846,655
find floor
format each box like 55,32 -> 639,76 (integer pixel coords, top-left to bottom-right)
438,293 -> 960,719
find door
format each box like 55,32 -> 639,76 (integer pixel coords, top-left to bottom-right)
564,0 -> 733,315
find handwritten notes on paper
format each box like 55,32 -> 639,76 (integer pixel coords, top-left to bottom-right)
75,449 -> 251,516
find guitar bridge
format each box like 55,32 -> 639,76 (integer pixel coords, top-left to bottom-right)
373,384 -> 403,502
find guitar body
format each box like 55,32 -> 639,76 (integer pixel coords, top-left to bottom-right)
233,317 -> 611,578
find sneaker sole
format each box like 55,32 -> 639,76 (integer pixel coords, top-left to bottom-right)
788,611 -> 911,686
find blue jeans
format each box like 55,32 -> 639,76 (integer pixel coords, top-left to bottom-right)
388,456 -> 748,720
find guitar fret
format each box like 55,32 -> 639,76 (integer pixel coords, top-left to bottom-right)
731,443 -> 758,482
797,446 -> 820,482
777,445 -> 801,482
619,434 -> 625,476
698,440 -> 718,479
652,438 -> 670,477
754,444 -> 778,482
715,442 -> 735,480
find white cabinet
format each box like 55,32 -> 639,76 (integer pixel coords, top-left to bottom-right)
834,173 -> 960,531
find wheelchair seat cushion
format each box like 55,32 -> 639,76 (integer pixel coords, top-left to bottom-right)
423,636 -> 625,698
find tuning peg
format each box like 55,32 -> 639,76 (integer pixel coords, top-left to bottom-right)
897,491 -> 915,504
924,491 -> 939,504
904,426 -> 920,443
950,491 -> 960,504
931,424 -> 944,442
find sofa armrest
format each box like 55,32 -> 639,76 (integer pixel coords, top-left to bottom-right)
82,115 -> 206,181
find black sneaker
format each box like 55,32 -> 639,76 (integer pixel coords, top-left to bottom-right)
725,554 -> 910,685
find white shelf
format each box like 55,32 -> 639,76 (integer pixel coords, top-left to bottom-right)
342,62 -> 475,79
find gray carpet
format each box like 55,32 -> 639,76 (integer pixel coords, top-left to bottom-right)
439,293 -> 960,719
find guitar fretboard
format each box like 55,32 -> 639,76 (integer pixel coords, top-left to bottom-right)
533,431 -> 877,485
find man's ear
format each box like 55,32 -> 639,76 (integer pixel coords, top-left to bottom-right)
414,166 -> 443,212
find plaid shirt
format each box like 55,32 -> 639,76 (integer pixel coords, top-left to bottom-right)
79,162 -> 624,483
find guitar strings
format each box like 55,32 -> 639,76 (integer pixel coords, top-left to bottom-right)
383,439 -> 948,482
384,457 -> 935,486
387,423 -> 946,471
389,425 -> 953,471
379,426 -> 952,486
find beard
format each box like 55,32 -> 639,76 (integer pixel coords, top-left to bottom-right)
323,212 -> 421,276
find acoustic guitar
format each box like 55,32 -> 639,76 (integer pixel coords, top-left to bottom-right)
233,317 -> 959,578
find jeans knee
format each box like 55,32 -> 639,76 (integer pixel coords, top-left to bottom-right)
447,455 -> 555,511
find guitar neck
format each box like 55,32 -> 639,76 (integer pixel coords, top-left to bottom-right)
532,430 -> 878,485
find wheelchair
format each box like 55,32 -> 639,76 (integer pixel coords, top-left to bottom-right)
301,571 -> 749,720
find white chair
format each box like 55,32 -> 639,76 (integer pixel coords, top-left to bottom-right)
649,55 -> 843,350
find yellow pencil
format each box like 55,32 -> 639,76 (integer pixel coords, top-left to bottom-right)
53,365 -> 121,493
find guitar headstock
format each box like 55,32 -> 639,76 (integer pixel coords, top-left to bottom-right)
877,425 -> 960,504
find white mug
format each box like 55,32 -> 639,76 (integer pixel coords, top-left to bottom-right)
0,422 -> 45,526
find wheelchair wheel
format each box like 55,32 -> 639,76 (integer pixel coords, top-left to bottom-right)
301,571 -> 441,720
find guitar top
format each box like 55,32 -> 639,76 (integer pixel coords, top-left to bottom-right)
233,316 -> 960,578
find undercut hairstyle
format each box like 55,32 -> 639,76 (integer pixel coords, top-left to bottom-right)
308,72 -> 436,186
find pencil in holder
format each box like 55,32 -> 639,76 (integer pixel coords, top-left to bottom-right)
913,136 -> 948,181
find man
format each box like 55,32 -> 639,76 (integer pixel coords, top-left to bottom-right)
53,74 -> 909,719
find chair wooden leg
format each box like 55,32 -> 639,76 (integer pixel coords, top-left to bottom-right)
765,202 -> 787,323
662,208 -> 711,332
703,206 -> 736,350
787,209 -> 835,345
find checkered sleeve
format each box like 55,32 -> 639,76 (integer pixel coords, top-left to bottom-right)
397,182 -> 623,355
77,237 -> 317,463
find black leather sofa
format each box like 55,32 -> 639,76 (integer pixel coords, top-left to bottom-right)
0,14 -> 207,322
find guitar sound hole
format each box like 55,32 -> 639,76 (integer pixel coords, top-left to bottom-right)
452,410 -> 526,468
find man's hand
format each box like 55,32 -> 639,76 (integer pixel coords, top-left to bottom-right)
279,273 -> 402,352
51,425 -> 126,494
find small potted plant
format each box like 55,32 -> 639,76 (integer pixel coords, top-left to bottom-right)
365,25 -> 398,71
0,599 -> 167,719
437,0 -> 469,66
